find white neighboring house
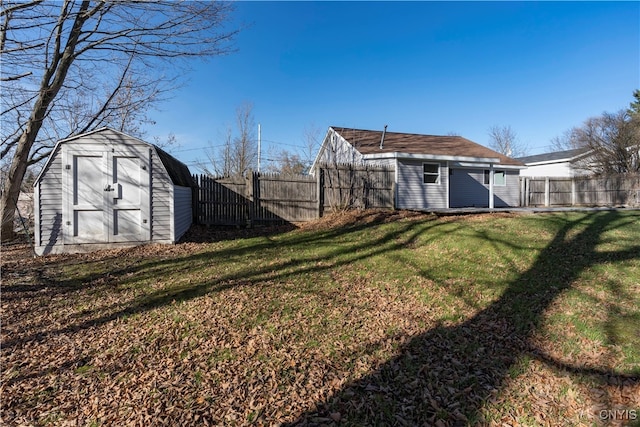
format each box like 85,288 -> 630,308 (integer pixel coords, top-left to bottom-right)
517,148 -> 592,177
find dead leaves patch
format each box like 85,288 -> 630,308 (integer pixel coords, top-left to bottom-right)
2,212 -> 639,426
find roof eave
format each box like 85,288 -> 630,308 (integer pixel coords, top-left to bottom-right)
363,152 -> 502,163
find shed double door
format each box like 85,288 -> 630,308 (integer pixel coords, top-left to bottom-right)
64,147 -> 150,244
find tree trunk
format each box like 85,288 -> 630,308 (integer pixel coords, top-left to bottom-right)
1,97 -> 49,241
0,1 -> 91,242
1,130 -> 36,241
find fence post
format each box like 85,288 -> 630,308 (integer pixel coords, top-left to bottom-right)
254,171 -> 260,223
391,180 -> 396,210
571,177 -> 576,206
317,168 -> 324,218
245,172 -> 253,226
192,174 -> 199,224
544,177 -> 550,207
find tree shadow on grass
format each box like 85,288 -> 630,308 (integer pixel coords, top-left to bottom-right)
3,211 -> 639,423
288,211 -> 640,426
2,212 -> 449,358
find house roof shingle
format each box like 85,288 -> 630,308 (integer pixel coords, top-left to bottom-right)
331,127 -> 524,166
516,147 -> 590,164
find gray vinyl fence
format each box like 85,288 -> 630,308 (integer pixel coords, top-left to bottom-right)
194,165 -> 395,225
522,174 -> 640,207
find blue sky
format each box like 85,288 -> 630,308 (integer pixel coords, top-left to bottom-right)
144,1 -> 640,172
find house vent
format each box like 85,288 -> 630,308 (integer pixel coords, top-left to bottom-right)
379,125 -> 388,149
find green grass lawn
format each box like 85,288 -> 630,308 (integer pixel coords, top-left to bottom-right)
2,210 -> 639,426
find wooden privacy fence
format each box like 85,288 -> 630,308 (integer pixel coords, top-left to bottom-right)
319,164 -> 395,213
522,174 -> 640,207
194,165 -> 395,225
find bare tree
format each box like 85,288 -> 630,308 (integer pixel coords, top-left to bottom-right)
152,132 -> 179,151
233,102 -> 257,177
487,125 -> 528,158
264,151 -> 308,176
202,126 -> 234,177
203,102 -> 257,177
0,0 -> 237,240
301,123 -> 324,171
554,110 -> 639,175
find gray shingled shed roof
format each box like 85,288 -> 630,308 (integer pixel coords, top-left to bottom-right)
154,145 -> 196,188
516,147 -> 590,164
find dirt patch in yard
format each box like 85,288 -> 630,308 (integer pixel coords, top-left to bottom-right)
297,209 -> 435,232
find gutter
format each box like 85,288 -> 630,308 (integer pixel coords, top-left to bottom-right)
364,152 -> 501,163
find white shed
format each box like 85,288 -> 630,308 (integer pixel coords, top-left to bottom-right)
33,128 -> 194,255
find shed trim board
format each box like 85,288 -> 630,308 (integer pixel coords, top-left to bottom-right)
34,128 -> 193,255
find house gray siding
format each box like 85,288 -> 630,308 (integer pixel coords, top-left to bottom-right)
495,170 -> 520,207
35,145 -> 63,252
449,169 -> 487,208
449,168 -> 520,208
396,159 -> 448,209
173,186 -> 192,242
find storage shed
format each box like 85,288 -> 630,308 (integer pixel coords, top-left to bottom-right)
33,128 -> 195,255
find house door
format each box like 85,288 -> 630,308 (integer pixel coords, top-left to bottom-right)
64,147 -> 150,244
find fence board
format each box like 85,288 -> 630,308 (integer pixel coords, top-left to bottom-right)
193,165 -> 395,225
523,174 -> 640,207
322,164 -> 395,211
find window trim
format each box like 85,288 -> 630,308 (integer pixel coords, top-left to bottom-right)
423,162 -> 441,185
484,169 -> 506,186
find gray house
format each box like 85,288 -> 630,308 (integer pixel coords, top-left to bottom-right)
312,127 -> 525,209
33,128 -> 194,255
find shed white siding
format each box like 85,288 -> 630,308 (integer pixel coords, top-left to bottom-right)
173,186 -> 192,242
396,159 -> 448,209
35,145 -> 63,250
151,150 -> 173,242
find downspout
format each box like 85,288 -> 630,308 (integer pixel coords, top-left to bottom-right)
379,125 -> 388,149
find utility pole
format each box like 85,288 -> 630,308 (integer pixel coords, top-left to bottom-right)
257,123 -> 261,173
